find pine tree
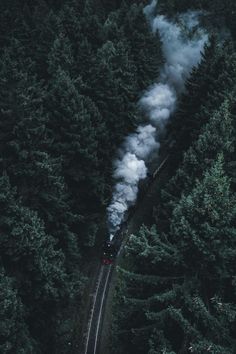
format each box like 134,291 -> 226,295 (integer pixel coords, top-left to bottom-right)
159,99 -> 235,231
0,0 -> 166,351
113,157 -> 236,353
47,68 -> 107,205
0,46 -> 81,270
122,2 -> 163,89
48,34 -> 75,77
170,39 -> 236,164
0,175 -> 68,299
170,155 -> 236,279
89,39 -> 140,145
0,174 -> 73,351
0,269 -> 36,353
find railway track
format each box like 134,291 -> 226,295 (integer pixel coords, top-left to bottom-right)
82,154 -> 170,354
84,265 -> 112,354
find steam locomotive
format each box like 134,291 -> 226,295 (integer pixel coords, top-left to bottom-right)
102,241 -> 117,265
102,156 -> 170,265
101,222 -> 127,265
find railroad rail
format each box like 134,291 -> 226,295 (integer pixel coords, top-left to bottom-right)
84,265 -> 112,354
82,154 -> 170,354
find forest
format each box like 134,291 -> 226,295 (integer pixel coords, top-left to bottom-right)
0,0 -> 236,353
111,1 -> 236,354
0,0 -> 162,352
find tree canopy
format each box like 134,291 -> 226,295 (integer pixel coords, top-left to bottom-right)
0,0 -> 162,351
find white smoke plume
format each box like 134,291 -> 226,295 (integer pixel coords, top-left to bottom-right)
107,0 -> 208,238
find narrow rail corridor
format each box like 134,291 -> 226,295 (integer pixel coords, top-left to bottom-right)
84,265 -> 112,354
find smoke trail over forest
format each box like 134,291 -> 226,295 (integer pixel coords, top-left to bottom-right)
107,0 -> 208,238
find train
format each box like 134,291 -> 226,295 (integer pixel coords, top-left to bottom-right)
101,155 -> 170,265
102,241 -> 117,265
101,221 -> 127,265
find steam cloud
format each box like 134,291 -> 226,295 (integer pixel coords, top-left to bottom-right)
107,0 -> 208,238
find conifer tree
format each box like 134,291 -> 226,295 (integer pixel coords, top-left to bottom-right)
0,269 -> 35,354
0,0 -> 166,351
113,157 -> 236,353
170,40 -> 236,162
47,68 -> 107,204
89,39 -> 139,144
0,174 -> 72,351
122,2 -> 163,89
159,99 -> 235,230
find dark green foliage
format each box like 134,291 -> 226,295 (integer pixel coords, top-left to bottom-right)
88,39 -> 139,142
159,99 -> 236,232
113,158 -> 236,354
3,0 -> 236,352
0,175 -> 70,351
121,3 -> 162,89
0,270 -> 36,353
169,38 -> 236,166
0,0 -> 162,351
112,3 -> 236,350
47,67 -> 107,207
170,156 -> 236,277
158,0 -> 236,39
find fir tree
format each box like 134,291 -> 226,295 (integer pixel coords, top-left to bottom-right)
0,269 -> 36,353
113,157 -> 236,353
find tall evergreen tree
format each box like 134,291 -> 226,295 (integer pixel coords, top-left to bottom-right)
0,174 -> 72,351
169,39 -> 236,165
0,269 -> 35,354
0,0 -> 165,350
113,157 -> 236,353
122,2 -> 163,89
159,99 -> 235,231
